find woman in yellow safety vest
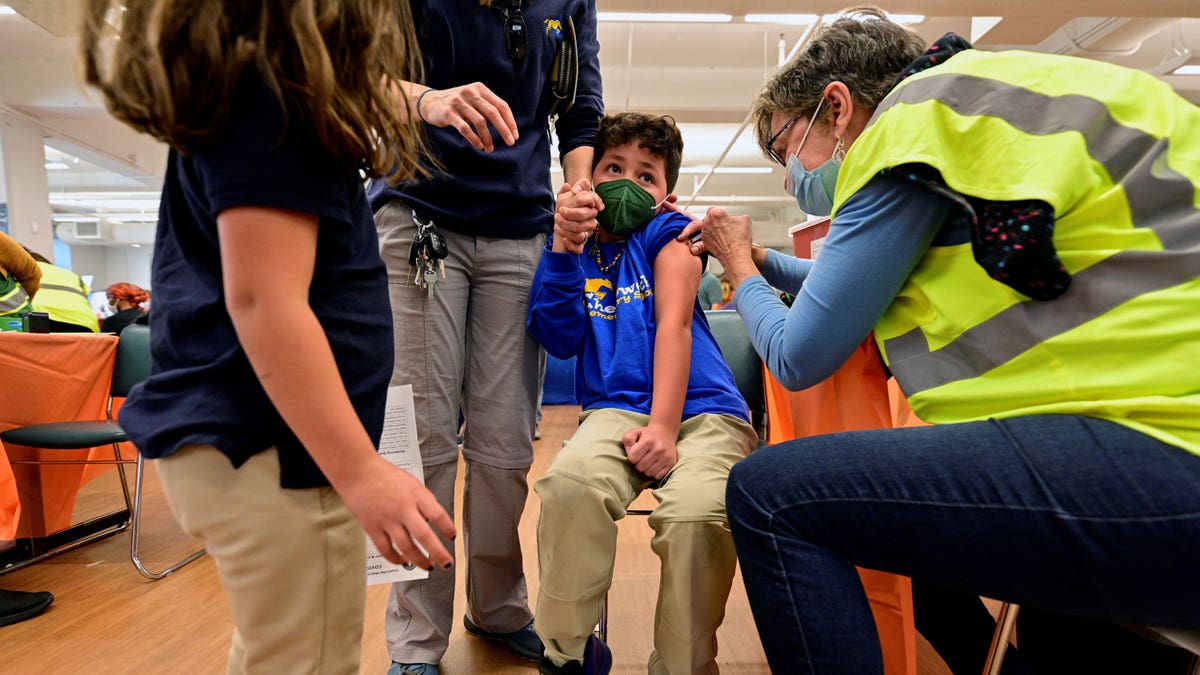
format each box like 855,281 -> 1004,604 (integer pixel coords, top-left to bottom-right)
24,249 -> 99,332
680,8 -> 1200,674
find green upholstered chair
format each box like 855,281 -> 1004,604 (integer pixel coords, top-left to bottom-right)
1,324 -> 205,579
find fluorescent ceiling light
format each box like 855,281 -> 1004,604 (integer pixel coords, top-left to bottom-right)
598,12 -> 732,23
971,16 -> 1003,43
45,162 -> 70,171
1172,65 -> 1200,75
744,14 -> 819,26
52,215 -> 101,223
0,6 -> 16,16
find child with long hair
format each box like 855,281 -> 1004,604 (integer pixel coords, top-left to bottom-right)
82,2 -> 454,672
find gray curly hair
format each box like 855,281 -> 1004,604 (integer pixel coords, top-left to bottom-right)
752,6 -> 927,159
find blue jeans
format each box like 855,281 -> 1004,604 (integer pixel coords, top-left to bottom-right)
726,414 -> 1200,674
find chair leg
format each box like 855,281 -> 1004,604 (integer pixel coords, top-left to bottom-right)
983,602 -> 1021,675
595,593 -> 608,643
130,453 -> 206,580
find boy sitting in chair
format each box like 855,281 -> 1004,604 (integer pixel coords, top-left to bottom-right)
528,112 -> 758,674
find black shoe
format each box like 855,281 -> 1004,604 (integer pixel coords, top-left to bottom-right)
463,615 -> 543,661
0,589 -> 53,628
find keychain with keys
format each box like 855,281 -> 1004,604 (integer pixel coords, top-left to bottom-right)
408,212 -> 448,298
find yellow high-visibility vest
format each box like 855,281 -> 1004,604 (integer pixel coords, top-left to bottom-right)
834,49 -> 1200,455
0,273 -> 31,319
31,262 -> 99,332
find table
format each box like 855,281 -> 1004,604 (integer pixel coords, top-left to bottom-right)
0,332 -> 125,548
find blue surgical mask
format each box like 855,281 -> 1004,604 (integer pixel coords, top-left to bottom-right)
782,97 -> 844,216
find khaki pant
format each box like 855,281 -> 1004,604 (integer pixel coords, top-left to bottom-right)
534,408 -> 757,674
156,446 -> 366,675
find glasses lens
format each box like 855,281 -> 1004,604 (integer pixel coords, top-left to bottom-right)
766,112 -> 801,166
506,11 -> 527,61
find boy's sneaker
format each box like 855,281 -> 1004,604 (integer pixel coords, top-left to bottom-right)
537,635 -> 612,675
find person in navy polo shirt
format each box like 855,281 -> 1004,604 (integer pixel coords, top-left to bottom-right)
82,1 -> 453,672
367,2 -> 603,672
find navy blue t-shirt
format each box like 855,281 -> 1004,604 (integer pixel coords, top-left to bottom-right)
119,76 -> 394,489
366,0 -> 604,238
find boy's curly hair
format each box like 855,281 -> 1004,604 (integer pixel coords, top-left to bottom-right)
594,113 -> 684,192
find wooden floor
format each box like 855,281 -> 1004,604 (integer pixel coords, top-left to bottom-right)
0,404 -> 951,674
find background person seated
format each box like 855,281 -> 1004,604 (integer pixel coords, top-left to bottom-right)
100,282 -> 149,335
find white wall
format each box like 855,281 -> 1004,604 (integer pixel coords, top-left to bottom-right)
67,244 -> 152,292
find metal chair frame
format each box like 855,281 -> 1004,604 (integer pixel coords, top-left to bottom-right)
983,602 -> 1200,675
2,325 -> 205,579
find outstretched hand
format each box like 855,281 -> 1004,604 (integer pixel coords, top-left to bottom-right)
417,83 -> 518,152
338,459 -> 456,570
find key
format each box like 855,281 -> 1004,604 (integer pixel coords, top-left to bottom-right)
423,267 -> 438,298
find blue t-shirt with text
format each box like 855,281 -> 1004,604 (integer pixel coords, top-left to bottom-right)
528,211 -> 748,422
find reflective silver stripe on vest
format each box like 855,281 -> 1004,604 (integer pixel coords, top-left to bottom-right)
39,282 -> 89,298
0,286 -> 29,313
874,74 -> 1200,393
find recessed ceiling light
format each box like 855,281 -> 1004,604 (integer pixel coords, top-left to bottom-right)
45,162 -> 71,171
598,13 -> 732,23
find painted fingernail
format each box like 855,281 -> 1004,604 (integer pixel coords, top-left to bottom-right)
443,561 -> 453,569
426,565 -> 434,572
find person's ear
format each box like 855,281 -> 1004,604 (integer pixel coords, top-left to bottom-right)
823,81 -> 856,138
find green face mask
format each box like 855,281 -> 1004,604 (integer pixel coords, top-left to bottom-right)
595,179 -> 661,237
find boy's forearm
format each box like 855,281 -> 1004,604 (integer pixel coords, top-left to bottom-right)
648,322 -> 691,436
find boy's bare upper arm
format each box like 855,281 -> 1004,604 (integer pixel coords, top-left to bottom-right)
653,237 -> 702,328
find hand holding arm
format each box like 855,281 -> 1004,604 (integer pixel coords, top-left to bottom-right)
553,179 -> 604,254
683,208 -> 761,290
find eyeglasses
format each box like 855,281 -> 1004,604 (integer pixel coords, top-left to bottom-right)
500,0 -> 527,62
766,111 -> 804,166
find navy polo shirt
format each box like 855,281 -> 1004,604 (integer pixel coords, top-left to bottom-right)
120,76 -> 394,489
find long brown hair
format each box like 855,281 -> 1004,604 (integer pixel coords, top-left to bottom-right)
81,0 -> 427,184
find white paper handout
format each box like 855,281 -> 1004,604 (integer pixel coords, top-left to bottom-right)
365,384 -> 431,585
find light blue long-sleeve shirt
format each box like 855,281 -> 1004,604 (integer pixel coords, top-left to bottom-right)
734,175 -> 955,390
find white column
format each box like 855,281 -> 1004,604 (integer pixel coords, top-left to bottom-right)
0,112 -> 54,260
